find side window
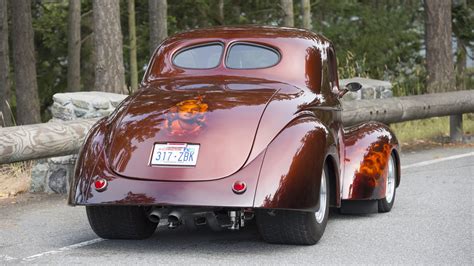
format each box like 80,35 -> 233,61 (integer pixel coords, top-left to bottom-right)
226,43 -> 280,69
173,43 -> 223,69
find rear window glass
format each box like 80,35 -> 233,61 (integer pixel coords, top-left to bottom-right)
173,43 -> 223,69
226,43 -> 280,69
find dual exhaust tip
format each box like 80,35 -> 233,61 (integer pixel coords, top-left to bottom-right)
148,209 -> 182,229
147,208 -> 228,230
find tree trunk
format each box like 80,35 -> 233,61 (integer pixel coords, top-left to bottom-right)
93,0 -> 126,94
455,0 -> 467,91
424,0 -> 455,93
128,0 -> 138,92
424,0 -> 459,141
456,39 -> 466,90
301,0 -> 311,30
0,0 -> 12,126
217,0 -> 224,25
149,0 -> 168,56
67,0 -> 81,92
280,0 -> 294,27
10,0 -> 41,125
80,9 -> 95,91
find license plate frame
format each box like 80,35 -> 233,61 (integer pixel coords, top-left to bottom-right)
150,143 -> 200,167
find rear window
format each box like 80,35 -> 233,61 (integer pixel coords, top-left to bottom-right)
226,43 -> 280,69
173,43 -> 223,69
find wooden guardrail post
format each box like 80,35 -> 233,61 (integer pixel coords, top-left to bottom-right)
450,115 -> 463,142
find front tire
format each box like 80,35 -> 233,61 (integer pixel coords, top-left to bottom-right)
86,206 -> 158,239
256,165 -> 330,245
378,153 -> 397,213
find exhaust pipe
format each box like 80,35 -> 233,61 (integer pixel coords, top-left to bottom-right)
168,210 -> 183,229
148,209 -> 166,223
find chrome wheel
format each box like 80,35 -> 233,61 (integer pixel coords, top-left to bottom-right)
385,155 -> 396,204
315,170 -> 327,224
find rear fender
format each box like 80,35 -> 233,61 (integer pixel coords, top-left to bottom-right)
342,122 -> 400,200
253,116 -> 330,211
68,118 -> 108,205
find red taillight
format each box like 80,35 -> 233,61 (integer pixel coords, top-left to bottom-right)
232,181 -> 247,194
94,178 -> 107,192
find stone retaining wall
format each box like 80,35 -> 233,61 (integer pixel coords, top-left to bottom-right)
340,77 -> 393,101
30,92 -> 127,194
50,92 -> 128,121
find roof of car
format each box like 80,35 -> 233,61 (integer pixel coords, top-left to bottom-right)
167,25 -> 330,43
146,26 -> 333,91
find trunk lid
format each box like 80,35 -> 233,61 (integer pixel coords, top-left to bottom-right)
107,80 -> 276,181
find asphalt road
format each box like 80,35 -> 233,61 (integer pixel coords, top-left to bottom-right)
0,146 -> 473,264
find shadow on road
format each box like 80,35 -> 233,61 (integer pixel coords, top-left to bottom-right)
77,222 -> 309,258
73,209 -> 381,256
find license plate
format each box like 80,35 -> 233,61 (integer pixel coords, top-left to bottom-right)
150,143 -> 200,166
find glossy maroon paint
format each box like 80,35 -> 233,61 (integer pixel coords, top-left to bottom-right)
69,26 -> 400,210
253,117 -> 328,210
107,79 -> 277,181
342,122 -> 400,200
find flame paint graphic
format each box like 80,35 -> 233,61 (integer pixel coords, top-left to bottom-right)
165,96 -> 208,136
350,142 -> 391,199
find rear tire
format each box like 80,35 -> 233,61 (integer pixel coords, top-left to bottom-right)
256,166 -> 330,245
378,153 -> 397,213
86,206 -> 157,239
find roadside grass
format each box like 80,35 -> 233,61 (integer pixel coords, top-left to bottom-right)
390,113 -> 474,146
0,161 -> 32,199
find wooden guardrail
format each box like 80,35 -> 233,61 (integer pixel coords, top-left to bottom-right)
0,119 -> 97,164
0,90 -> 473,164
341,90 -> 474,126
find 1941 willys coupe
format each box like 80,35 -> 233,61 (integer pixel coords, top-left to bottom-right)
69,26 -> 400,245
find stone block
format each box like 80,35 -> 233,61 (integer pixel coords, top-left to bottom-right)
30,161 -> 48,192
52,94 -> 71,106
381,89 -> 393,99
361,87 -> 375,99
92,99 -> 110,110
342,91 -> 360,101
71,98 -> 92,110
97,109 -> 113,116
110,96 -> 128,107
83,111 -> 105,119
51,102 -> 75,121
47,168 -> 68,194
74,108 -> 88,118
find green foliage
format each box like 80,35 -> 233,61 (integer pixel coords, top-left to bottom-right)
31,1 -> 68,120
337,51 -> 369,79
8,0 -> 470,121
120,0 -> 150,89
452,0 -> 474,49
315,0 -> 424,95
452,0 -> 474,91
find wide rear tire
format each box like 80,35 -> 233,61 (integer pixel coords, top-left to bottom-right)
86,206 -> 157,239
378,153 -> 397,213
256,166 -> 330,245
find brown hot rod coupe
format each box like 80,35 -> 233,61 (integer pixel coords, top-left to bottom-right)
69,26 -> 400,245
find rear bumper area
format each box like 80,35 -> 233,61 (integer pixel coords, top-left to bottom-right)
69,149 -> 265,208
